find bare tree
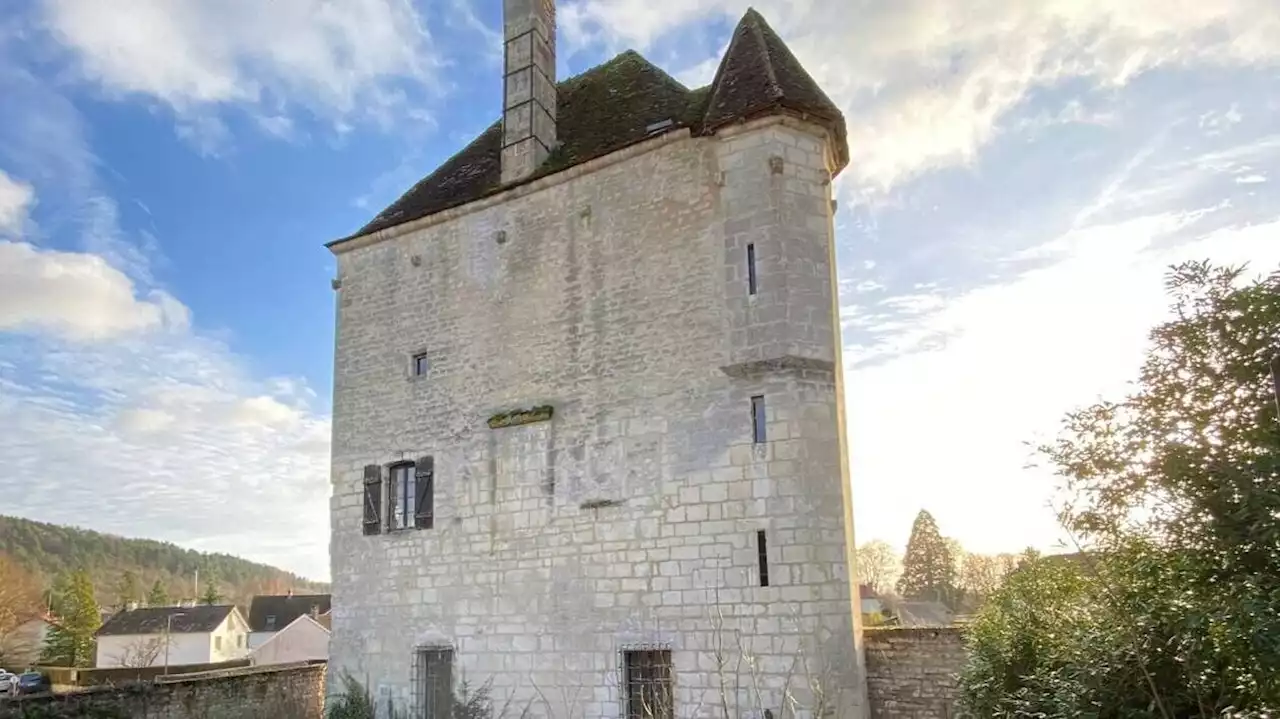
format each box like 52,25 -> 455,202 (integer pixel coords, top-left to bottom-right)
113,636 -> 168,668
855,540 -> 902,594
0,553 -> 47,665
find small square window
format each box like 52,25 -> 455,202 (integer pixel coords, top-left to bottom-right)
412,353 -> 430,377
265,615 -> 276,631
215,635 -> 223,651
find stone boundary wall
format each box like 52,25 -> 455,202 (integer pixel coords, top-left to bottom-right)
0,661 -> 325,719
864,627 -> 967,719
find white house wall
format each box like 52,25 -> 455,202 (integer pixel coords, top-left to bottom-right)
251,618 -> 330,665
95,632 -> 213,668
247,631 -> 274,650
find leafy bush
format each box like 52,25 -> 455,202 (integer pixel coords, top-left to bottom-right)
959,262 -> 1280,718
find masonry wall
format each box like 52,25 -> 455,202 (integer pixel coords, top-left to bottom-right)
329,117 -> 863,719
0,662 -> 325,719
863,628 -> 966,719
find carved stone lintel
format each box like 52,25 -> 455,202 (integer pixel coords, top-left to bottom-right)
487,404 -> 554,429
719,355 -> 835,378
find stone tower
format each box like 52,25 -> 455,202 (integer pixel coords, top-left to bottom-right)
326,5 -> 864,718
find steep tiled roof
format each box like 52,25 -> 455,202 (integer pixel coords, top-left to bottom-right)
96,605 -> 235,636
342,7 -> 847,244
247,594 -> 331,633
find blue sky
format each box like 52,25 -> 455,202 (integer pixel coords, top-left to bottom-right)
0,0 -> 1278,582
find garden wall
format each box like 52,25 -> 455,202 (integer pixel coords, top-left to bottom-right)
0,661 -> 325,719
864,627 -> 967,719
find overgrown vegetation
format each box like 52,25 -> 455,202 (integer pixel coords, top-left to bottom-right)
326,673 -> 509,719
958,261 -> 1280,717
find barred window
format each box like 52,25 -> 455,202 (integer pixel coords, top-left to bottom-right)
414,647 -> 453,718
623,649 -> 673,719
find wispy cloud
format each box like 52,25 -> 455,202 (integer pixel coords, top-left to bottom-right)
0,200 -> 329,577
0,325 -> 332,579
561,0 -> 1280,193
0,65 -> 332,577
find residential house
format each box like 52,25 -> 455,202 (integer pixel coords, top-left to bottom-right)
94,605 -> 250,668
249,613 -> 330,666
326,0 -> 862,716
247,593 -> 331,650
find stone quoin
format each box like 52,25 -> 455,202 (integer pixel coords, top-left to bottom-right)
325,2 -> 864,716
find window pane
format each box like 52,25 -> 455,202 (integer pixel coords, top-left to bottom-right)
751,395 -> 766,443
404,474 -> 416,528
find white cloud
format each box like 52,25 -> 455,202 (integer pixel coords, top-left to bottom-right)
41,0 -> 442,128
0,240 -> 188,341
0,170 -> 34,236
0,289 -> 331,579
847,213 -> 1280,555
561,0 -> 1280,192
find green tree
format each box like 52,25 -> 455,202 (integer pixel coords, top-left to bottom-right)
147,579 -> 169,606
42,569 -> 100,667
895,510 -> 955,604
959,261 -> 1280,716
200,582 -> 223,605
115,570 -> 141,607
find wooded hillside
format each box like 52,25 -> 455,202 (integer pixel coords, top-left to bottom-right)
0,515 -> 326,610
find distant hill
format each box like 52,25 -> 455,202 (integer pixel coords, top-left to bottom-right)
0,515 -> 327,612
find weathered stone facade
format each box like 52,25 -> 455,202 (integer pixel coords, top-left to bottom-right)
1,662 -> 325,719
328,113 -> 863,719
863,628 -> 966,719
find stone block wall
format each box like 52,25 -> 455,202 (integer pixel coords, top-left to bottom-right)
863,628 -> 966,719
1,662 -> 325,719
329,116 -> 863,718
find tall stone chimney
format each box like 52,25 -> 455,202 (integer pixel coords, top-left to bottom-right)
502,0 -> 557,184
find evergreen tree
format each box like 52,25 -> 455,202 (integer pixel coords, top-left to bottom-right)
895,510 -> 957,605
147,579 -> 169,606
42,570 -> 100,667
116,570 -> 141,607
200,581 -> 223,605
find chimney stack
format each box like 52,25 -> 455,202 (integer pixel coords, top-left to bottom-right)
502,0 -> 557,184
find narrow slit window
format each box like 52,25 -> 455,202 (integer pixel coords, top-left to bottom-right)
757,530 -> 770,587
746,243 -> 758,295
751,395 -> 766,443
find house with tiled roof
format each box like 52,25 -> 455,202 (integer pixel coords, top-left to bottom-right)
246,592 -> 331,650
326,1 -> 861,717
93,605 -> 249,669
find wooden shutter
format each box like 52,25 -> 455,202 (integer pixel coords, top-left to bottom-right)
414,457 -> 434,530
362,464 -> 382,535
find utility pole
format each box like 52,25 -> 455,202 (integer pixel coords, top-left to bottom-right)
163,612 -> 185,675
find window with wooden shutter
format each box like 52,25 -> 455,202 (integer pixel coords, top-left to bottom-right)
414,457 -> 434,530
362,464 -> 382,535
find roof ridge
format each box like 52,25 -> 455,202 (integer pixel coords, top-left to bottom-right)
742,10 -> 782,99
